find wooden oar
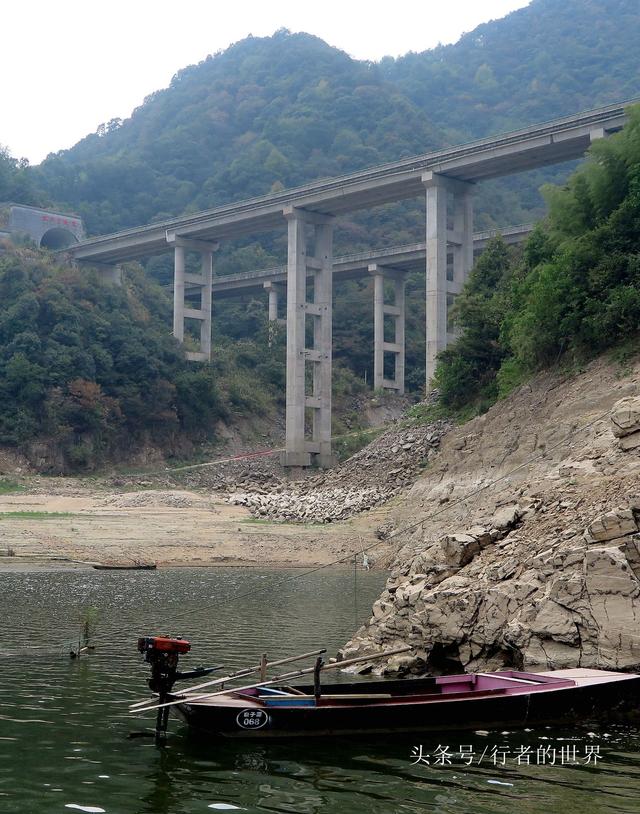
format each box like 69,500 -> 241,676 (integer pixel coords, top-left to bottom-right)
132,646 -> 412,715
128,647 -> 327,709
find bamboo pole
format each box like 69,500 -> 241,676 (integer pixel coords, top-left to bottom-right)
128,647 -> 327,709
132,646 -> 412,715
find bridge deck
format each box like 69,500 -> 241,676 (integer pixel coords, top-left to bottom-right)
66,101 -> 635,265
210,225 -> 533,298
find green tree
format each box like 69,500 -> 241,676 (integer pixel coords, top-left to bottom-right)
434,237 -> 513,407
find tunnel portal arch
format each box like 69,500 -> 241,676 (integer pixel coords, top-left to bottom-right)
39,227 -> 79,250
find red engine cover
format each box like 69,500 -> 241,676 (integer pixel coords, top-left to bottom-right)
138,636 -> 191,655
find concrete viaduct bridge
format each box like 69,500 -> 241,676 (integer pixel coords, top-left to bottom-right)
67,99 -> 635,468
212,223 -> 533,392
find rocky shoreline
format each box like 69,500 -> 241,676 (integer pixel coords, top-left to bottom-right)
340,359 -> 640,676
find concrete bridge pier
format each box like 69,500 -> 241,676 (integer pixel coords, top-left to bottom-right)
264,281 -> 285,347
93,262 -> 123,285
263,280 -> 285,322
423,171 -> 474,386
369,264 -> 406,394
169,237 -> 217,362
281,206 -> 335,469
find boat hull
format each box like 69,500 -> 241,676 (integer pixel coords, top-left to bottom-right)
93,564 -> 156,570
172,669 -> 640,740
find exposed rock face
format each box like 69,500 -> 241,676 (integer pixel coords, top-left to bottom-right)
340,357 -> 640,675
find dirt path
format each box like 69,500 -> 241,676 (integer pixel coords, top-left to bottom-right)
0,485 -> 393,568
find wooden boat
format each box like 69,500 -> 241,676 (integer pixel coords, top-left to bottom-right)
93,562 -> 157,571
169,668 -> 640,739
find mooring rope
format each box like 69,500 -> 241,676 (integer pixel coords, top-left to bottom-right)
116,425 -> 384,479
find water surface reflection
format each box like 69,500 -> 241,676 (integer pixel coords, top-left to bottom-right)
1,567 -> 639,813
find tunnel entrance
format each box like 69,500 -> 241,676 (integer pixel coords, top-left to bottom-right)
40,228 -> 78,250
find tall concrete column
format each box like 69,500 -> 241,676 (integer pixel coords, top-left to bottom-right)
456,188 -> 474,288
394,275 -> 406,394
372,269 -> 385,390
423,171 -> 474,386
169,236 -> 218,362
281,206 -> 334,469
173,245 -> 185,342
423,173 -> 447,386
369,264 -> 406,394
282,210 -> 310,467
312,220 -> 334,467
199,249 -> 213,359
448,184 -> 474,344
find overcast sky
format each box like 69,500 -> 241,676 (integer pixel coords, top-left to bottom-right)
3,0 -> 530,165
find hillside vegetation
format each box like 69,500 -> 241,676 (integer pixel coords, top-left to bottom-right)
383,0 -> 640,140
0,249 -> 286,470
0,147 -> 43,207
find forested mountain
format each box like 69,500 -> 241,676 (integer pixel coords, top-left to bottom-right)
382,0 -> 640,141
31,0 -> 640,244
34,32 -> 443,237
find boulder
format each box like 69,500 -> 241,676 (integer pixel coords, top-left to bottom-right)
584,507 -> 638,543
491,505 -> 522,531
467,525 -> 494,547
620,431 -> 640,451
440,533 -> 480,567
610,396 -> 640,438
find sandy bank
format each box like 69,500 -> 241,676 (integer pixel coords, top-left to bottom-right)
0,485 -> 391,569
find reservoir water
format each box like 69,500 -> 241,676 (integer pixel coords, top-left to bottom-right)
1,566 -> 640,814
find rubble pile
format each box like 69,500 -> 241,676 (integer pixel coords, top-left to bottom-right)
227,420 -> 450,523
109,455 -> 284,494
103,490 -> 217,510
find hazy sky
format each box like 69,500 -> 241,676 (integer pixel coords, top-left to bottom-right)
3,0 -> 530,165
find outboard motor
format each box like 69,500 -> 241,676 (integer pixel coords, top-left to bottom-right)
138,636 -> 192,742
137,636 -> 221,743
